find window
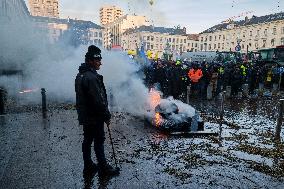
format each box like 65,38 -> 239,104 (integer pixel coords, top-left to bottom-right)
173,38 -> 175,43
201,37 -> 203,42
218,43 -> 220,48
243,32 -> 246,38
249,31 -> 252,36
94,32 -> 98,37
223,35 -> 225,40
209,36 -> 212,41
209,44 -> 211,50
147,36 -> 150,41
184,39 -> 186,43
169,38 -> 171,42
151,36 -> 154,41
219,35 -> 221,40
195,43 -> 197,47
282,27 -> 284,34
263,39 -> 266,48
281,38 -> 284,45
256,30 -> 260,36
177,38 -> 179,43
271,39 -> 275,46
214,36 -> 217,41
214,44 -> 216,49
273,28 -> 277,35
264,29 -> 267,36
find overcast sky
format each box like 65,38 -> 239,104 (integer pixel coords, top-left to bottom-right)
24,0 -> 283,33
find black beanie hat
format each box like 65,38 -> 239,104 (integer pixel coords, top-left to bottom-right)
85,45 -> 102,62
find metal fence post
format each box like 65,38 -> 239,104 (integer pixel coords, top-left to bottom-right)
275,99 -> 284,142
218,92 -> 225,146
186,85 -> 191,104
0,88 -> 5,115
41,88 -> 47,119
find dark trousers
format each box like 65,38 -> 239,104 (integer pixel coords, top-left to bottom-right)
82,121 -> 106,167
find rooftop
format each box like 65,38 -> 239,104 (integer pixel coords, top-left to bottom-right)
32,16 -> 103,29
201,12 -> 284,34
124,25 -> 187,35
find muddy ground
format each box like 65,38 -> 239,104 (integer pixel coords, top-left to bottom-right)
0,96 -> 284,189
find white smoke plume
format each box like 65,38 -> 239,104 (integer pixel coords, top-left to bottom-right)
1,12 -> 196,119
0,17 -> 151,116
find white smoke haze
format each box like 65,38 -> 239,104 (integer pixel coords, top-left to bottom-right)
1,17 -> 196,120
100,51 -> 149,117
0,18 -> 151,116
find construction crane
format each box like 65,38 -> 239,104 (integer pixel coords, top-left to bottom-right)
221,11 -> 254,24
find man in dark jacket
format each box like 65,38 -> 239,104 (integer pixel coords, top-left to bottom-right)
75,45 -> 119,177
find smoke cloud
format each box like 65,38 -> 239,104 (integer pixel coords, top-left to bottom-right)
0,18 -> 151,116
1,14 -> 196,119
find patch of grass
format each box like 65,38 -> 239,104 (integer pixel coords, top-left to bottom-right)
236,144 -> 284,159
163,167 -> 192,181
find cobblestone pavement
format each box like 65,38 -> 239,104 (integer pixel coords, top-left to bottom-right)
1,98 -> 284,188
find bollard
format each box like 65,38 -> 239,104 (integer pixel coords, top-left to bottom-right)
272,83 -> 278,96
41,88 -> 47,119
219,92 -> 225,121
0,88 -> 5,115
237,91 -> 243,98
242,83 -> 249,97
207,83 -> 213,100
219,92 -> 225,144
186,85 -> 191,104
225,86 -> 231,98
275,99 -> 284,142
259,83 -> 264,96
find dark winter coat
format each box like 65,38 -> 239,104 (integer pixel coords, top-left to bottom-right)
75,63 -> 111,125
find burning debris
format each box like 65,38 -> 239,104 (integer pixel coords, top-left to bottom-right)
146,88 -> 204,132
19,88 -> 39,94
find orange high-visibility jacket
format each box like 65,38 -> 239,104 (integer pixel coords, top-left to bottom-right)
188,68 -> 203,83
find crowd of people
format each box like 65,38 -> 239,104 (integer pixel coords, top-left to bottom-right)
143,58 -> 283,101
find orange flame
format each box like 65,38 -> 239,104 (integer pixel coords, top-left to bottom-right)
19,88 -> 39,94
155,112 -> 162,127
149,88 -> 161,110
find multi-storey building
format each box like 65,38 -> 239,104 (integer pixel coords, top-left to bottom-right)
121,25 -> 199,58
199,12 -> 284,53
32,17 -> 103,45
0,0 -> 30,23
103,14 -> 150,49
100,5 -> 123,26
28,0 -> 59,18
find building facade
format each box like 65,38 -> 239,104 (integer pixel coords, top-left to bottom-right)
103,14 -> 150,49
199,12 -> 284,53
121,26 -> 199,58
0,0 -> 30,23
28,0 -> 59,18
32,17 -> 103,45
100,5 -> 123,26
